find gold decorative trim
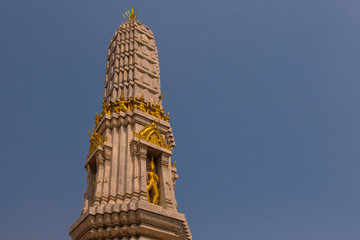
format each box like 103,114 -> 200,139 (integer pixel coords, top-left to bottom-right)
95,93 -> 170,126
88,127 -> 107,157
133,122 -> 171,150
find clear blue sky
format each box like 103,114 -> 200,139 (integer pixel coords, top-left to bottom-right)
1,0 -> 360,239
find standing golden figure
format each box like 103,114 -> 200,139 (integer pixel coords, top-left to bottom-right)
147,157 -> 160,204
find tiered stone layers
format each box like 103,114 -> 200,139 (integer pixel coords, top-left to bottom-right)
104,21 -> 161,105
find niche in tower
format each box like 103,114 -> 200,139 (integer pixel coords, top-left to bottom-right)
146,148 -> 165,207
89,160 -> 97,204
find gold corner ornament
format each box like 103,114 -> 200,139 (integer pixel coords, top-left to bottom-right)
88,127 -> 107,157
123,7 -> 138,22
158,87 -> 167,102
133,121 -> 171,150
95,93 -> 170,126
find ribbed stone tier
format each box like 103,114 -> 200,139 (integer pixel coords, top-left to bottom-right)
104,20 -> 162,106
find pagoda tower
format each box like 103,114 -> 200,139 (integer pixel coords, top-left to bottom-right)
69,9 -> 192,240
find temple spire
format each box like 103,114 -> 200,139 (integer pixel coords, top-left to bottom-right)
69,8 -> 192,240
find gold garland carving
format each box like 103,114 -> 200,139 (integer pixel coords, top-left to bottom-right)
95,93 -> 170,126
88,127 -> 107,157
133,122 -> 171,150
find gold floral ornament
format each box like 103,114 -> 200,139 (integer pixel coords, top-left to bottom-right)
123,7 -> 138,22
133,121 -> 171,150
88,127 -> 107,156
95,93 -> 170,126
147,157 -> 159,205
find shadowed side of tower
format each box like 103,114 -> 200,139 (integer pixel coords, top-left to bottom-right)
69,11 -> 192,240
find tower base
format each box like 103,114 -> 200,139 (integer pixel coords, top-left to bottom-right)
69,201 -> 192,240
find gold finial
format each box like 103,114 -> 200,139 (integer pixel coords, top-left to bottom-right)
123,7 -> 138,22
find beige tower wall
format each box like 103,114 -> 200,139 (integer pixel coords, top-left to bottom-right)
82,110 -> 177,208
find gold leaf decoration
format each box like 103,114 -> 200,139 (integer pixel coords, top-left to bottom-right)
88,127 -> 107,156
95,94 -> 170,126
133,122 -> 171,150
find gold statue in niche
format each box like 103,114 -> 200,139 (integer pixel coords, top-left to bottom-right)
147,157 -> 159,205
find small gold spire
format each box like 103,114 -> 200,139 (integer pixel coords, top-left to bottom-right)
123,7 -> 138,22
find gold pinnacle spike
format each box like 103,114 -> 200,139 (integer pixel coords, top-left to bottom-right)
123,7 -> 138,22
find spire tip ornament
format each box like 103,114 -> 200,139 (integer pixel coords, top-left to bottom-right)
123,7 -> 138,22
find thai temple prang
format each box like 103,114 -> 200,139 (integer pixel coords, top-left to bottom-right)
69,8 -> 192,240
